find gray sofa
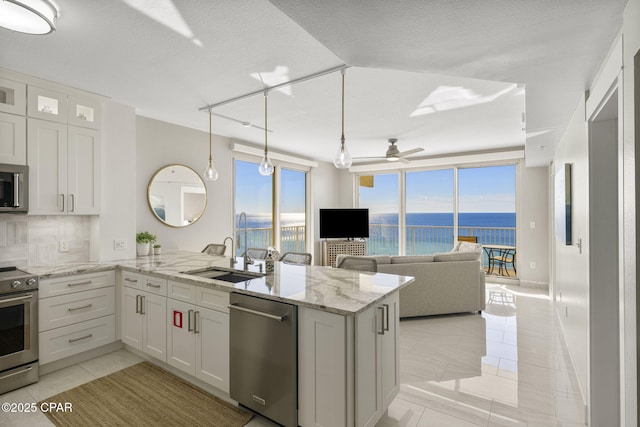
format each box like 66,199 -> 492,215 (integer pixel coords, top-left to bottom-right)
338,252 -> 486,318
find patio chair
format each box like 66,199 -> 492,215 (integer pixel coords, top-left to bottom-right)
490,250 -> 516,276
280,252 -> 312,265
336,256 -> 377,272
201,243 -> 226,256
457,235 -> 478,243
245,248 -> 268,260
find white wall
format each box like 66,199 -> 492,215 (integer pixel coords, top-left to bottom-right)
136,116 -> 342,259
98,101 -> 136,261
517,165 -> 549,287
621,0 -> 639,423
552,96 -> 590,402
136,116 -> 233,252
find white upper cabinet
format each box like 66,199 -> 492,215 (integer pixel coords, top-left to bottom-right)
28,118 -> 100,215
0,77 -> 27,165
0,112 -> 26,164
27,86 -> 68,123
0,77 -> 26,116
68,95 -> 101,129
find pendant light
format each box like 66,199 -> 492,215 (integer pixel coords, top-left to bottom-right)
203,110 -> 219,181
334,68 -> 352,169
0,0 -> 58,35
258,90 -> 274,176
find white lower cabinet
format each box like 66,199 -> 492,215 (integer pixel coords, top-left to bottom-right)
356,292 -> 400,427
299,290 -> 399,427
121,273 -> 167,362
38,271 -> 116,365
167,281 -> 229,392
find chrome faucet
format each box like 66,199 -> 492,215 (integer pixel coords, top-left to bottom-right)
223,236 -> 236,269
238,212 -> 253,271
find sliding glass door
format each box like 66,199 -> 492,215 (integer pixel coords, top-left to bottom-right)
280,168 -> 306,253
234,160 -> 273,256
359,173 -> 399,255
234,160 -> 308,257
405,169 -> 454,255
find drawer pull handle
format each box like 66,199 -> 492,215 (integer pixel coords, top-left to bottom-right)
68,304 -> 93,312
69,334 -> 93,343
0,366 -> 32,381
68,280 -> 92,287
146,283 -> 161,288
124,278 -> 138,283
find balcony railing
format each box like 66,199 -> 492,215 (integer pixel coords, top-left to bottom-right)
369,224 -> 516,274
235,225 -> 306,256
234,223 -> 516,274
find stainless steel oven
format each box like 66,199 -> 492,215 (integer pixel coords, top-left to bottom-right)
0,163 -> 28,213
0,267 -> 39,395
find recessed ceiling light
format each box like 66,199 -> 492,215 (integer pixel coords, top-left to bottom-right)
0,0 -> 58,35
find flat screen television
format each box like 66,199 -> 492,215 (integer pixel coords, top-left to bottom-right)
319,208 -> 369,239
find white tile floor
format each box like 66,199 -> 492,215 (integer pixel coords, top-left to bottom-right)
1,283 -> 584,426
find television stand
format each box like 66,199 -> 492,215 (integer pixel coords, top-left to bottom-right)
322,240 -> 367,267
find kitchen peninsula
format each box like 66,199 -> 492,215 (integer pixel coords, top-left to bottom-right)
26,251 -> 414,427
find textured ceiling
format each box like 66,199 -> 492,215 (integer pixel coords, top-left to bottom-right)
0,0 -> 626,166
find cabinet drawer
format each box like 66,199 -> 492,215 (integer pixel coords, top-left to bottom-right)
39,315 -> 116,365
121,271 -> 142,289
39,270 -> 116,298
140,275 -> 167,296
196,287 -> 229,313
168,280 -> 196,303
39,286 -> 115,332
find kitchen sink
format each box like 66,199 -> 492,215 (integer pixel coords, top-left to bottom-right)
182,267 -> 264,283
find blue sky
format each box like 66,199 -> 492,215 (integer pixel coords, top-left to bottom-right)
361,165 -> 516,213
235,160 -> 306,214
236,160 -> 515,214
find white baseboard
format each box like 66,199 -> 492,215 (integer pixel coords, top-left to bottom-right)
519,280 -> 549,290
40,341 -> 124,375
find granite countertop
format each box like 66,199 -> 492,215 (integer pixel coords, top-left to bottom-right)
22,251 -> 415,315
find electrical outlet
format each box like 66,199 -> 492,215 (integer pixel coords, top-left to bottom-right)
530,221 -> 536,229
530,261 -> 536,269
114,239 -> 127,251
59,240 -> 69,252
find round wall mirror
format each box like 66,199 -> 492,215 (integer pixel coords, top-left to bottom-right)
147,164 -> 207,227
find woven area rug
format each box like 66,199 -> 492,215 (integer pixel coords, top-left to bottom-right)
39,361 -> 252,427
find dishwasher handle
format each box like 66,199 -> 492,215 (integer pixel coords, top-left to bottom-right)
228,303 -> 287,322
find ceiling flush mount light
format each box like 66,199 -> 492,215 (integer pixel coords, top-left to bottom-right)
258,90 -> 274,176
0,0 -> 58,35
334,68 -> 352,169
203,110 -> 219,181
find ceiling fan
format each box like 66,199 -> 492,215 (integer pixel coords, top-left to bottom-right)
354,139 -> 424,163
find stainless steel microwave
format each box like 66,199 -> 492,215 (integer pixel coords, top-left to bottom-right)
0,163 -> 28,213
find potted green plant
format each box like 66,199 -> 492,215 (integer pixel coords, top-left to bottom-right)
136,231 -> 156,256
153,243 -> 162,255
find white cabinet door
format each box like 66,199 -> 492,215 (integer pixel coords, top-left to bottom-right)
142,291 -> 166,362
195,306 -> 229,392
355,291 -> 400,427
167,298 -> 196,374
27,86 -> 67,123
121,286 -> 143,350
380,292 -> 399,408
27,118 -> 67,214
67,125 -> 100,214
0,112 -> 26,165
355,303 -> 382,427
0,77 -> 26,116
27,120 -> 100,215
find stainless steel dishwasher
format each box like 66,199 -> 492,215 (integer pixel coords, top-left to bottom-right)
229,292 -> 297,427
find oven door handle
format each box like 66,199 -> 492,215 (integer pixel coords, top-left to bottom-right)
0,294 -> 33,306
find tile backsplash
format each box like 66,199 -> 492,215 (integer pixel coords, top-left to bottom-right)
0,214 -> 91,267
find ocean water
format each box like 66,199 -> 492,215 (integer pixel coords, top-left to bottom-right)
235,212 -> 516,257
